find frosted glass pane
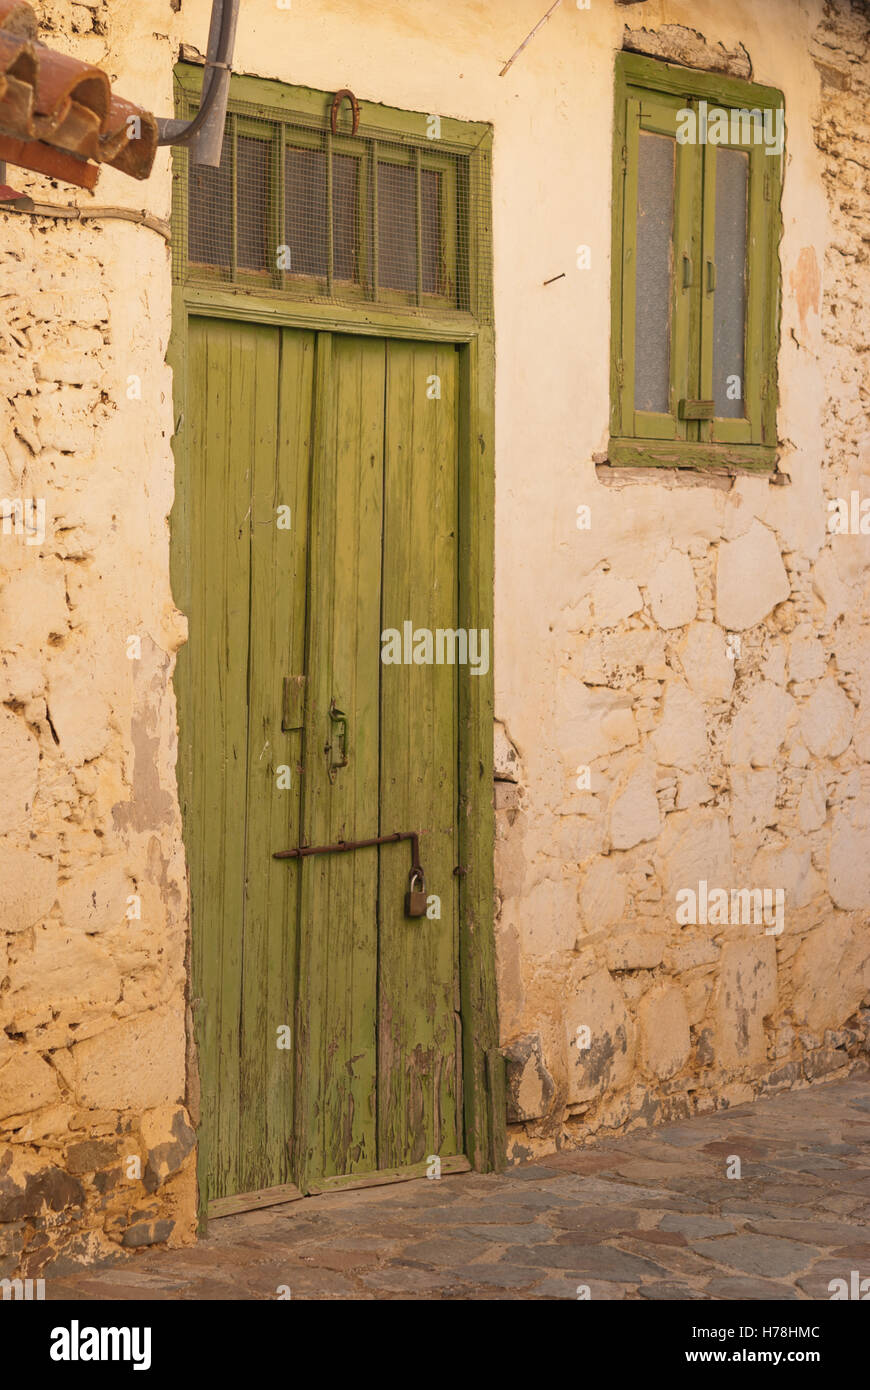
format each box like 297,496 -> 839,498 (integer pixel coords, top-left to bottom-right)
713,148 -> 748,418
634,131 -> 675,415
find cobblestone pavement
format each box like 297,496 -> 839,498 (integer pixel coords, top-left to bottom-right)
48,1074 -> 870,1300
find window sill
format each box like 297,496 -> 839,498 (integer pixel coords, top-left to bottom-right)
605,437 -> 778,475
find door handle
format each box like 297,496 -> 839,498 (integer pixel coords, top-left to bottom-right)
327,698 -> 349,782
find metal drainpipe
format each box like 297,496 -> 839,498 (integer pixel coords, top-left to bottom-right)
156,0 -> 240,168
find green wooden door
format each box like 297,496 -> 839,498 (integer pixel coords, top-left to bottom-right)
180,319 -> 462,1206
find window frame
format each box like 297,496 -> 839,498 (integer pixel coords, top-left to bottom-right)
176,66 -> 471,318
610,52 -> 784,472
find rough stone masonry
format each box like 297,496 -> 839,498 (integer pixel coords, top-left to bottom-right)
0,0 -> 869,1276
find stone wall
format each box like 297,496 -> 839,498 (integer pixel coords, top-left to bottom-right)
0,0 -> 194,1273
497,0 -> 870,1158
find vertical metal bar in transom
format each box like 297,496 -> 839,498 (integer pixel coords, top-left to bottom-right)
275,123 -> 286,291
229,113 -> 238,282
414,147 -> 423,306
326,128 -> 335,297
370,139 -> 379,301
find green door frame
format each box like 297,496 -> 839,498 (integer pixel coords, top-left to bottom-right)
168,70 -> 503,1221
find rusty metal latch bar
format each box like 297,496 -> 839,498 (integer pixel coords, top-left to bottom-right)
273,831 -> 428,919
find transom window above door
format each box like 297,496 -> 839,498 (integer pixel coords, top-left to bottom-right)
610,53 -> 784,472
173,66 -> 492,322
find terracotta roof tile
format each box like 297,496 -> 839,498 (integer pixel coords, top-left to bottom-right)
0,0 -> 157,187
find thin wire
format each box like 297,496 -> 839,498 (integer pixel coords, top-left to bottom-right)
499,0 -> 564,77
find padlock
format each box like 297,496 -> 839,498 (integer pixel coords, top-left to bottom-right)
405,868 -> 428,918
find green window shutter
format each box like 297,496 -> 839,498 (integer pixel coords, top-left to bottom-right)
699,124 -> 782,449
611,53 -> 783,471
619,92 -> 696,443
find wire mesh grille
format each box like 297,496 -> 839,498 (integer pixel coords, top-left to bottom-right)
175,95 -> 491,320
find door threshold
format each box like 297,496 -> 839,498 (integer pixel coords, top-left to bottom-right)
208,1182 -> 306,1220
208,1156 -> 471,1219
306,1155 -> 471,1196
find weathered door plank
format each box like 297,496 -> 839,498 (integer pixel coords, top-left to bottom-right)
295,332 -> 386,1188
238,328 -> 314,1194
378,339 -> 461,1168
186,319 -> 262,1203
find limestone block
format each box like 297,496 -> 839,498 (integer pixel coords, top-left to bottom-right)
0,1052 -> 60,1122
578,629 -> 668,686
792,919 -> 870,1033
664,938 -> 720,972
729,767 -> 778,838
605,927 -> 666,971
854,704 -> 870,762
715,939 -> 777,1068
140,1105 -> 197,1190
639,985 -> 690,1079
5,927 -> 122,1031
750,843 -> 823,912
494,721 -> 521,782
599,706 -> 639,754
677,622 -> 735,702
788,627 -> 826,684
648,550 -> 697,629
0,709 -> 39,834
812,549 -> 849,629
589,572 -> 643,627
564,969 -> 635,1103
685,978 -> 714,1027
579,857 -> 625,930
727,682 -> 797,766
501,1035 -> 555,1123
716,521 -> 790,630
556,674 -> 637,763
46,667 -> 112,766
608,759 -> 661,850
762,643 -> 787,686
69,1007 -> 186,1111
659,810 -> 734,905
519,875 -> 582,956
829,805 -> 870,909
800,678 -> 854,758
58,856 -> 130,934
0,559 -> 69,651
676,772 -> 714,809
652,681 -> 708,770
0,845 -> 57,932
797,770 -> 828,832
0,656 -> 44,706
